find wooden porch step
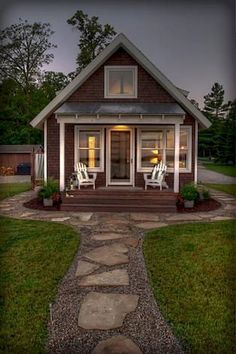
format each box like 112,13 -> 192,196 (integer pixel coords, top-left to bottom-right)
60,203 -> 176,212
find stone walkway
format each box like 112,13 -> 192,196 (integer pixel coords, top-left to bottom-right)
0,190 -> 235,353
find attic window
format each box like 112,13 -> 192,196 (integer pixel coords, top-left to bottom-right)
104,66 -> 137,98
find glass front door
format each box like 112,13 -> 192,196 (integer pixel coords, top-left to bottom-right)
110,130 -> 131,184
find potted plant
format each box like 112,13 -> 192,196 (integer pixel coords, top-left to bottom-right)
38,179 -> 59,206
180,183 -> 198,208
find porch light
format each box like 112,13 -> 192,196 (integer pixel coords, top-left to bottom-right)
113,125 -> 129,130
88,136 -> 96,168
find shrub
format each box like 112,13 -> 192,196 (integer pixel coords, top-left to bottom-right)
202,189 -> 210,200
180,183 -> 198,201
38,179 -> 59,199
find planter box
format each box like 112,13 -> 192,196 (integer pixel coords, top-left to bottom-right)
184,200 -> 194,208
43,198 -> 53,207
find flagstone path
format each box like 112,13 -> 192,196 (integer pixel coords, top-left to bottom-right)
0,189 -> 235,353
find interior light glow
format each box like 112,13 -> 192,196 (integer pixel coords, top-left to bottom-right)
88,136 -> 96,168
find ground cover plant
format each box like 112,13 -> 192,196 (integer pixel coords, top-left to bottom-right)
143,221 -> 235,354
0,182 -> 31,200
0,217 -> 80,353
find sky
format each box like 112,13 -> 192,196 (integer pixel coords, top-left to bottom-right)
0,0 -> 235,107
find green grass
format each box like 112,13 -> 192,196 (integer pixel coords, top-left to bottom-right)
203,163 -> 236,177
205,183 -> 236,196
0,183 -> 31,201
0,216 -> 80,353
143,221 -> 235,354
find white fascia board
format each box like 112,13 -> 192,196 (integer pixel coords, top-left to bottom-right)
30,33 -> 211,129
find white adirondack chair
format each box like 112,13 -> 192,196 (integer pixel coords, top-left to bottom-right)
143,161 -> 168,190
74,162 -> 97,190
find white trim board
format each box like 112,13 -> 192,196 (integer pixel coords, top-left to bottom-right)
30,33 -> 211,129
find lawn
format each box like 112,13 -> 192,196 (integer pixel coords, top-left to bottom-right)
203,163 -> 236,177
0,182 -> 31,201
204,183 -> 236,196
143,221 -> 235,354
0,216 -> 80,353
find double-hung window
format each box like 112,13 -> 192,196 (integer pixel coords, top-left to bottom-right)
104,66 -> 137,98
138,126 -> 191,172
75,128 -> 104,171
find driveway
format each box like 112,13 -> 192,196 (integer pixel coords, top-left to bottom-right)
0,175 -> 31,184
198,164 -> 236,184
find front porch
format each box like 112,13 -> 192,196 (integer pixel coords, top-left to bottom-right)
61,187 -> 177,212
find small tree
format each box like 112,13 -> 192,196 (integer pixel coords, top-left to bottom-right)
203,82 -> 230,121
0,19 -> 57,92
67,10 -> 116,72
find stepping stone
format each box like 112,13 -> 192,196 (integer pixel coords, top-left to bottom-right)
20,212 -> 36,218
78,292 -> 139,329
136,222 -> 168,230
123,237 -> 139,248
211,216 -> 235,221
130,213 -> 160,221
92,335 -> 142,354
76,261 -> 100,277
51,217 -> 70,222
168,214 -> 202,221
84,243 -> 129,266
91,232 -> 131,241
79,269 -> 129,286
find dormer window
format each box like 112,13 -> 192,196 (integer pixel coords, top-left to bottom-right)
104,66 -> 137,98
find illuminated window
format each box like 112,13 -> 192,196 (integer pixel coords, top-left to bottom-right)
104,66 -> 137,98
77,130 -> 103,170
138,127 -> 191,172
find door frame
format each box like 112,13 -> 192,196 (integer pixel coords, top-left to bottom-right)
106,126 -> 135,186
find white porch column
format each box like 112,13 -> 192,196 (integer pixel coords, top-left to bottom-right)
174,123 -> 180,193
44,119 -> 47,182
59,121 -> 65,191
194,120 -> 198,184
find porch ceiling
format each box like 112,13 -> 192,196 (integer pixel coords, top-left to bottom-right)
55,102 -> 185,116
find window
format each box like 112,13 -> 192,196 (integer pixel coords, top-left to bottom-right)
75,128 -> 104,171
104,66 -> 137,98
138,126 -> 191,172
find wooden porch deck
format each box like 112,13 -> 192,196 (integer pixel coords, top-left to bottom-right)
61,187 -> 177,212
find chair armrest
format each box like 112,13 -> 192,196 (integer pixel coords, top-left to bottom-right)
88,172 -> 97,181
143,173 -> 151,181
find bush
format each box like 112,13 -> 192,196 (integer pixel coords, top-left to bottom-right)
197,184 -> 210,201
38,179 -> 59,199
180,183 -> 198,201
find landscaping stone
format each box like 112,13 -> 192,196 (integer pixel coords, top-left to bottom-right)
79,269 -> 129,287
168,214 -> 202,221
136,222 -> 168,230
75,261 -> 100,277
84,243 -> 129,266
211,216 -> 235,221
123,237 -> 139,248
91,232 -> 131,241
130,213 -> 160,221
78,213 -> 93,221
78,292 -> 139,330
51,217 -> 70,222
92,335 -> 142,354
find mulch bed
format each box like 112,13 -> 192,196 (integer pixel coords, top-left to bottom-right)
24,196 -> 221,213
177,198 -> 221,213
23,198 -> 60,211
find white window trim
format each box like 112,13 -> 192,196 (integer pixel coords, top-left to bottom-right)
104,65 -> 138,98
74,126 -> 104,172
137,126 -> 192,173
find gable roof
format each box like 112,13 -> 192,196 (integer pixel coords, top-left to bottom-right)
30,33 -> 211,129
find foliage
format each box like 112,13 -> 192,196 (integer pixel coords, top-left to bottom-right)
0,216 -> 79,353
0,183 -> 31,201
40,71 -> 70,100
67,10 -> 116,72
199,82 -> 232,161
38,178 -> 59,199
143,221 -> 236,354
0,19 -> 57,92
204,184 -> 236,196
180,183 -> 198,201
197,184 -> 210,200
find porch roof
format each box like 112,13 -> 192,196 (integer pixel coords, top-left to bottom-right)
55,102 -> 185,116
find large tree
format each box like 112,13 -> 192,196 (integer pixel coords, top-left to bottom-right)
40,71 -> 70,100
0,19 -> 57,92
199,82 -> 231,159
67,10 -> 116,73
